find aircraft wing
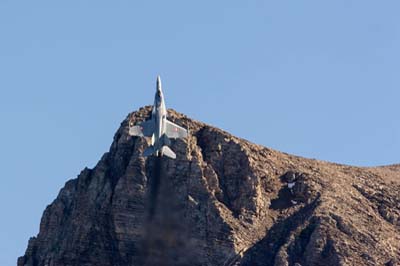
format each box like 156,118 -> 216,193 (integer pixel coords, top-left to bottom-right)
129,119 -> 155,137
129,125 -> 144,137
165,120 -> 188,139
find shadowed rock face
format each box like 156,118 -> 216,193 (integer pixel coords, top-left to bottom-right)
18,107 -> 400,266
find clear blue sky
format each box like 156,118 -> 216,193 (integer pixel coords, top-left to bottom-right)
1,1 -> 399,265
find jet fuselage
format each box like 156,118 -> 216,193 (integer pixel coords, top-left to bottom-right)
152,77 -> 167,154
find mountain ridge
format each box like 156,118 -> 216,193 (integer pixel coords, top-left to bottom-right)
19,107 -> 400,266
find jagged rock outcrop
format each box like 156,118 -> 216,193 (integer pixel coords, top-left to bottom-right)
19,107 -> 400,266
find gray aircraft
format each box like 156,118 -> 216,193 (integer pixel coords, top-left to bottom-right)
128,76 -> 188,159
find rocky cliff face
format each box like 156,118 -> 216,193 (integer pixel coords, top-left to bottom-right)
19,107 -> 400,266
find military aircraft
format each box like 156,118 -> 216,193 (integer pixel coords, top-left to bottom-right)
128,76 -> 188,159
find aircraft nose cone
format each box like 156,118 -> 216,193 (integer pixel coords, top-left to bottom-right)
156,75 -> 162,92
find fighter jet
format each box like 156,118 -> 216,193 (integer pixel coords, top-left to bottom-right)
128,76 -> 188,159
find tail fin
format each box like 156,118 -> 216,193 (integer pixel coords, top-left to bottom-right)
161,146 -> 176,159
143,146 -> 155,157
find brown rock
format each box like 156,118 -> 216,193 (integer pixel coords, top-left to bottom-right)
18,107 -> 400,266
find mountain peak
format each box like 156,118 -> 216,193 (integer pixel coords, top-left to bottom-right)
19,108 -> 400,266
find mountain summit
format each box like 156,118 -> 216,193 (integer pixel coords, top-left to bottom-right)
19,107 -> 400,266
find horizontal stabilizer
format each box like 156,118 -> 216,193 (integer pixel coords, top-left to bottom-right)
161,146 -> 176,159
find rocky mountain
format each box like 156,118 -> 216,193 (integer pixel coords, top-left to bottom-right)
18,107 -> 400,266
